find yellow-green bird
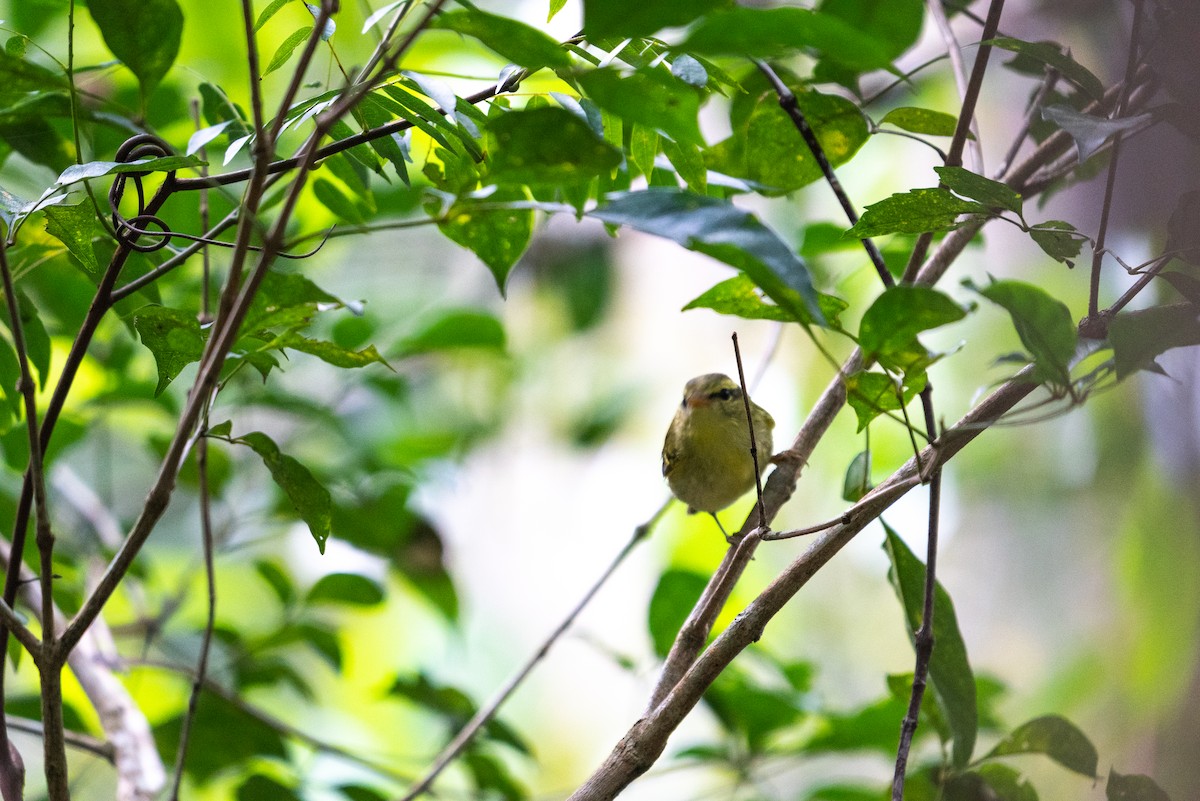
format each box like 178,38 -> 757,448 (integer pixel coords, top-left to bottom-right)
662,373 -> 775,538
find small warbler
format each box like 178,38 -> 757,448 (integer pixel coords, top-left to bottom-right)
661,373 -> 775,538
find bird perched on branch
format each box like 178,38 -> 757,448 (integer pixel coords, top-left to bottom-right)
662,373 -> 775,539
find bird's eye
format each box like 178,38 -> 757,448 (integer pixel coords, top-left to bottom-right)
714,388 -> 736,401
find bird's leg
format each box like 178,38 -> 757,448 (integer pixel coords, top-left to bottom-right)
709,512 -> 735,544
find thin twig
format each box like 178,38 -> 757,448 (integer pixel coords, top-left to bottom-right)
396,505 -> 665,801
731,334 -> 768,531
926,0 -> 982,172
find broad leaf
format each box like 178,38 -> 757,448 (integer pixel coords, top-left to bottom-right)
847,188 -> 987,238
1041,104 -> 1153,162
883,525 -> 977,768
968,278 -> 1077,386
844,370 -> 922,431
131,306 -> 205,396
881,106 -> 959,136
989,37 -> 1105,101
589,189 -> 825,324
395,309 -> 506,356
306,573 -> 386,606
1106,770 -> 1172,801
648,568 -> 708,658
234,431 -> 333,553
1029,220 -> 1083,266
430,188 -> 536,293
88,0 -> 183,98
1108,303 -> 1200,380
43,202 -> 99,273
985,714 -> 1098,777
935,166 -> 1023,214
275,334 -> 392,370
858,285 -> 966,358
684,274 -> 848,327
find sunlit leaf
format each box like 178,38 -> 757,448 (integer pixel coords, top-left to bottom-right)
55,156 -> 204,188
43,201 -> 99,273
430,188 -> 536,293
264,26 -> 314,77
486,106 -> 621,185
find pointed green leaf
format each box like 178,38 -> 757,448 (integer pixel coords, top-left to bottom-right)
847,187 -> 987,238
430,188 -> 535,293
276,334 -> 391,370
842,450 -> 872,502
306,573 -> 386,606
985,714 -> 1098,777
648,568 -> 708,658
234,431 -> 332,552
88,0 -> 182,98
43,201 -> 99,273
131,306 -> 205,395
968,278 -> 1077,386
1108,304 -> 1200,380
883,524 -> 977,768
844,370 -> 921,431
1106,770 -> 1172,801
683,274 -> 847,326
264,26 -> 314,77
881,106 -> 959,136
935,166 -> 1023,214
1029,219 -> 1083,266
396,309 -> 506,356
589,189 -> 826,324
55,156 -> 203,188
1041,104 -> 1152,162
858,285 -> 966,357
989,37 -> 1105,100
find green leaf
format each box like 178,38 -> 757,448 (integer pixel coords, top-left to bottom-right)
255,559 -> 296,606
272,334 -> 390,370
43,202 -> 99,273
1028,219 -> 1083,266
943,766 -> 1037,801
55,156 -> 203,189
156,693 -> 287,784
312,177 -> 369,224
429,8 -> 570,69
883,524 -> 977,768
935,166 -> 1023,214
881,106 -> 959,136
842,450 -> 872,502
660,136 -> 706,194
430,188 -> 536,293
1041,104 -> 1152,162
1108,304 -> 1200,380
671,54 -> 708,88
816,0 -> 923,62
241,270 -> 342,335
683,274 -> 847,327
6,291 -> 51,390
648,569 -> 708,657
589,189 -> 826,325
395,308 -> 506,356
234,431 -> 333,553
858,285 -> 966,358
88,0 -> 182,98
630,124 -> 659,177
679,6 -> 897,73
131,306 -> 205,396
582,0 -> 727,39
254,0 -> 293,30
306,573 -> 386,606
704,664 -> 807,751
989,37 -> 1105,101
968,278 -> 1078,386
577,67 -> 703,147
237,774 -> 301,801
705,87 -> 868,196
462,751 -> 527,801
264,26 -> 314,77
487,106 -> 621,185
985,714 -> 1098,777
848,187 -> 988,238
1106,770 -> 1173,801
844,370 -> 920,431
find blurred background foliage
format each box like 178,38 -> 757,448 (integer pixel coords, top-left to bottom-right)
0,0 -> 1195,799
